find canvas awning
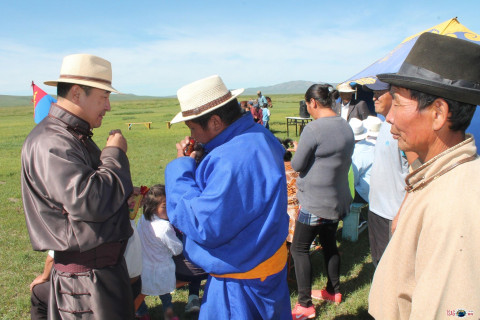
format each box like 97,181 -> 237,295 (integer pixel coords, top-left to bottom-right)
344,17 -> 480,87
342,17 -> 480,148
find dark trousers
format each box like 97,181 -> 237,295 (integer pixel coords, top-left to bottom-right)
176,273 -> 208,297
131,277 -> 142,300
290,220 -> 340,307
31,277 -> 142,320
368,210 -> 392,268
31,282 -> 50,320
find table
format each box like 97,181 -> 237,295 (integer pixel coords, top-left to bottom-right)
286,117 -> 313,136
126,122 -> 152,130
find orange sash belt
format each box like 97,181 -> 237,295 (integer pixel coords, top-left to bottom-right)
211,241 -> 287,281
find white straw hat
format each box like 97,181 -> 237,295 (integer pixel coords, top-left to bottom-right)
349,118 -> 368,140
364,116 -> 382,137
171,75 -> 244,124
44,53 -> 120,93
337,82 -> 356,93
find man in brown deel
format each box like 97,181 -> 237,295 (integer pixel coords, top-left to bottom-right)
21,54 -> 134,319
369,33 -> 480,319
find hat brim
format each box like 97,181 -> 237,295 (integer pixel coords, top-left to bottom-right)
44,79 -> 120,94
377,73 -> 480,106
353,127 -> 368,141
354,132 -> 368,140
365,80 -> 390,91
367,131 -> 380,137
171,88 -> 244,124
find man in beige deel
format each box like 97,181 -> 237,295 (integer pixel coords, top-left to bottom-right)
368,32 -> 480,319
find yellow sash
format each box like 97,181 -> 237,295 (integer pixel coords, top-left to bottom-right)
211,241 -> 287,281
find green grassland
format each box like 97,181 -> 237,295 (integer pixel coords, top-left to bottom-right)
0,95 -> 373,319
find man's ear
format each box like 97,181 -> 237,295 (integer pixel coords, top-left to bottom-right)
67,85 -> 82,104
209,114 -> 226,133
431,98 -> 449,131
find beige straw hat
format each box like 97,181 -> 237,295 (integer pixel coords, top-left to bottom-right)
171,75 -> 244,124
44,53 -> 120,93
337,82 -> 356,93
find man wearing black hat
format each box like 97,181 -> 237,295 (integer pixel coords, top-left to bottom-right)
369,33 -> 480,318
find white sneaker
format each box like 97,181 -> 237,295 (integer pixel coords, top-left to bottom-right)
185,294 -> 200,313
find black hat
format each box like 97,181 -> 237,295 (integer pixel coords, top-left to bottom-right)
365,80 -> 389,91
377,32 -> 480,105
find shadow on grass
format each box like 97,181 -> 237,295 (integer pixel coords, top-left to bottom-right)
145,284 -> 202,320
148,300 -> 200,320
336,228 -> 375,300
334,308 -> 374,320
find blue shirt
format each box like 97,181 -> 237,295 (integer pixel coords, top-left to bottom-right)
262,107 -> 270,122
258,95 -> 267,107
165,113 -> 288,274
369,122 -> 409,220
352,140 -> 375,202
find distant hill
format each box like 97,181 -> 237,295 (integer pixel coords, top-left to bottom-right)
0,80 -> 335,107
243,80 -> 318,95
0,94 -> 162,107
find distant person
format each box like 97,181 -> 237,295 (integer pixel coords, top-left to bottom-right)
257,90 -> 268,107
364,81 -> 415,268
165,75 -> 291,319
262,103 -> 271,129
369,33 -> 480,319
334,82 -> 370,121
290,83 -> 354,319
137,184 -> 183,320
251,102 -> 263,124
349,118 -> 375,203
240,100 -> 250,114
278,138 -> 299,244
21,53 -> 135,318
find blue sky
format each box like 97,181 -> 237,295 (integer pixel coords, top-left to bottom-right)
1,0 -> 480,97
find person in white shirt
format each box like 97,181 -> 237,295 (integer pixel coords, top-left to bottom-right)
137,184 -> 183,320
349,118 -> 375,203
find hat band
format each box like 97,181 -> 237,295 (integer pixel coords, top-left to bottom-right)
182,91 -> 232,117
400,63 -> 480,90
60,74 -> 112,85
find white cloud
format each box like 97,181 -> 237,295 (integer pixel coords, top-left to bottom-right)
2,4 -> 479,97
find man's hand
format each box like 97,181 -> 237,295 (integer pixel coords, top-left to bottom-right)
288,140 -> 298,152
176,136 -> 196,159
30,254 -> 54,292
106,129 -> 127,153
30,274 -> 49,292
127,187 -> 141,209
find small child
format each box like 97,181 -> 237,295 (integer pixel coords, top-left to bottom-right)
137,184 -> 183,320
262,104 -> 271,129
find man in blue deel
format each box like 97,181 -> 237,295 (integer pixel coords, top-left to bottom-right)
165,75 -> 291,319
